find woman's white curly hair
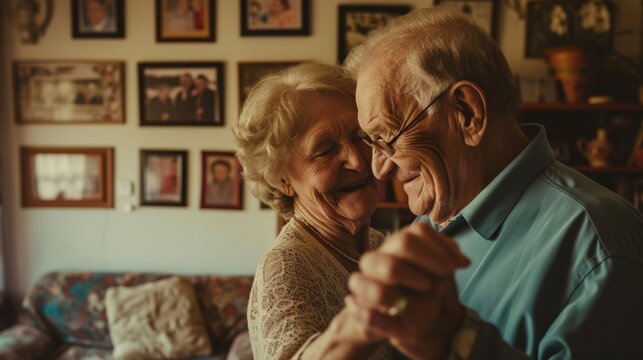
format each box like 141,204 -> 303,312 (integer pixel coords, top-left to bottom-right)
233,62 -> 356,219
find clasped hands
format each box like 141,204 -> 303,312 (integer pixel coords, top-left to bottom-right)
345,222 -> 470,360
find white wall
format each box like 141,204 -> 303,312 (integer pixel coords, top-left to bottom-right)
1,0 -> 638,299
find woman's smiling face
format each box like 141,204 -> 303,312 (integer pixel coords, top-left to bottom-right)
284,92 -> 378,232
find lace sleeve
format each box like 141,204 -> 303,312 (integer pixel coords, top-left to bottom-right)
248,246 -> 329,360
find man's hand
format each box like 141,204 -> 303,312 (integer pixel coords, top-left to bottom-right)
346,222 -> 470,359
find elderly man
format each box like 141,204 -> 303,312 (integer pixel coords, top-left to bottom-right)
344,7 -> 643,360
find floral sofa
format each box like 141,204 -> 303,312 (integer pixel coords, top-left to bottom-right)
0,272 -> 254,360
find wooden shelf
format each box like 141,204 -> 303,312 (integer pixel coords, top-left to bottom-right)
521,103 -> 643,111
377,202 -> 409,209
573,166 -> 643,174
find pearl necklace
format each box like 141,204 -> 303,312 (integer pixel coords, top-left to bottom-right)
293,214 -> 360,265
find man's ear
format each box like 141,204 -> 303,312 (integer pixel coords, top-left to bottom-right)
279,178 -> 295,197
451,81 -> 487,147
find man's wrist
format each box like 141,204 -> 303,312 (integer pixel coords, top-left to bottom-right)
447,307 -> 481,360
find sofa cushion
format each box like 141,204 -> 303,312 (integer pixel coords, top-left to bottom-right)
19,272 -> 253,354
106,276 -> 212,359
225,331 -> 252,360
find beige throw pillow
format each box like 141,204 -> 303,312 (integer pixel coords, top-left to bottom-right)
105,276 -> 212,360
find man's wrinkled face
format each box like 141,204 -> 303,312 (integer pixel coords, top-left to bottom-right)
355,57 -> 464,223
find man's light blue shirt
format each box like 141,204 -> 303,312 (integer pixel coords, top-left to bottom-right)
419,124 -> 643,359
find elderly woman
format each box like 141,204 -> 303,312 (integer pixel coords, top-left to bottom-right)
233,62 -> 395,359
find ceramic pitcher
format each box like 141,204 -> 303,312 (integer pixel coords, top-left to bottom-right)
576,128 -> 613,167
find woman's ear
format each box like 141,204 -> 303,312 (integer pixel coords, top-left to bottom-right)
451,81 -> 487,147
279,178 -> 295,197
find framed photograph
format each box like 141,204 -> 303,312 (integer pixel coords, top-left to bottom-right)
140,150 -> 188,206
20,147 -> 114,208
525,1 -> 614,58
241,0 -> 310,36
13,61 -> 125,124
434,0 -> 497,39
72,0 -> 125,38
200,151 -> 243,210
138,62 -> 224,126
337,5 -> 411,64
156,0 -> 216,42
238,61 -> 301,109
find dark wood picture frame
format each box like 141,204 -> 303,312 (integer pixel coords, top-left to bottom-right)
72,0 -> 126,39
13,60 -> 126,124
138,62 -> 225,126
155,0 -> 216,42
200,151 -> 244,210
140,149 -> 188,207
237,61 -> 301,109
434,0 -> 498,40
337,5 -> 411,64
20,146 -> 114,208
241,0 -> 310,36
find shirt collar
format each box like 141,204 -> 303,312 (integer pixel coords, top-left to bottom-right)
460,123 -> 555,239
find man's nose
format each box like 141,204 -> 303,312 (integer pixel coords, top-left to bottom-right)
371,152 -> 396,180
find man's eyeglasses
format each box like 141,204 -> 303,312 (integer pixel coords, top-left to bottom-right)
358,88 -> 448,159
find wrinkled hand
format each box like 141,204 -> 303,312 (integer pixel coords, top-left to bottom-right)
346,222 -> 470,360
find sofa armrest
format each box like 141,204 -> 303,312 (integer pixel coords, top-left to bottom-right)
0,324 -> 57,360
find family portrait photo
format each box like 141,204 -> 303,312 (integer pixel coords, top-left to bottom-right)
201,151 -> 243,210
337,5 -> 410,63
140,150 -> 188,206
13,61 -> 125,124
156,0 -> 215,41
72,0 -> 125,38
20,147 -> 114,208
139,62 -> 224,126
241,0 -> 310,36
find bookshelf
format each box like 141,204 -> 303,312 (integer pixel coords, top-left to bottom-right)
520,102 -> 643,209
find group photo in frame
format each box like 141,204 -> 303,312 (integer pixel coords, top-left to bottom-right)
155,0 -> 216,42
434,0 -> 497,39
138,62 -> 224,126
72,0 -> 125,38
241,0 -> 310,36
337,5 -> 411,64
13,60 -> 125,124
140,150 -> 188,207
200,151 -> 243,210
20,147 -> 114,208
237,61 -> 301,109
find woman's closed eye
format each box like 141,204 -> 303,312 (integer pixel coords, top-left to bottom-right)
313,143 -> 337,158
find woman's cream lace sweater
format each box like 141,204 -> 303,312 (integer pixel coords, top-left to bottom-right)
247,219 -> 394,359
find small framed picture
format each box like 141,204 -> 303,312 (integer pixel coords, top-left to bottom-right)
237,61 -> 301,109
140,150 -> 188,207
200,151 -> 243,210
20,147 -> 114,208
525,1 -> 614,58
13,60 -> 125,124
434,0 -> 497,39
72,0 -> 125,38
138,62 -> 224,126
337,5 -> 411,64
241,0 -> 310,36
156,0 -> 216,42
